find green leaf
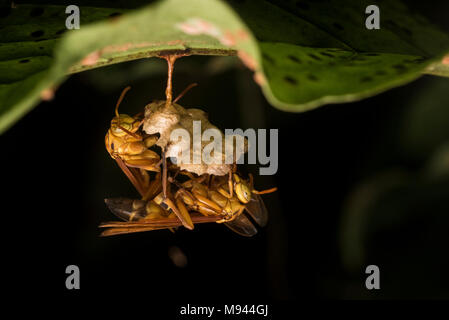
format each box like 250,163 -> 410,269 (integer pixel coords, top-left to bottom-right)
424,54 -> 449,77
0,4 -> 128,133
0,0 -> 448,133
228,0 -> 449,111
0,1 -> 253,134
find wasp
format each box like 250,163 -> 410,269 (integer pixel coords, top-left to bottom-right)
105,86 -> 161,196
100,172 -> 276,237
104,82 -> 201,231
101,54 -> 277,236
173,172 -> 275,236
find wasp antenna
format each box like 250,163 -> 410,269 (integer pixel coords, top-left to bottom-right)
117,125 -> 140,139
115,86 -> 132,118
136,119 -> 144,129
173,83 -> 198,104
249,173 -> 254,189
253,187 -> 278,195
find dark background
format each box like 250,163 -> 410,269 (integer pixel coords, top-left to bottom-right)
1,0 -> 448,308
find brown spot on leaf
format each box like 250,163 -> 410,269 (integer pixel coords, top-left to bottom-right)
288,55 -> 301,63
238,50 -> 257,70
221,31 -> 237,46
40,87 -> 55,101
308,53 -> 322,61
253,72 -> 266,85
262,53 -> 275,64
100,40 -> 191,55
320,52 -> 334,58
443,55 -> 449,65
360,76 -> 373,82
393,64 -> 407,72
236,29 -> 249,41
108,12 -> 122,23
81,51 -> 101,66
176,18 -> 220,38
284,76 -> 297,85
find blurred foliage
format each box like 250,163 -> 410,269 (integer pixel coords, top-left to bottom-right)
399,78 -> 449,161
0,0 -> 449,134
339,77 -> 449,298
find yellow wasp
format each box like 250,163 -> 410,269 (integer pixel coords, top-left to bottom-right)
101,54 -> 277,236
103,84 -> 201,231
100,172 -> 276,237
105,86 -> 161,196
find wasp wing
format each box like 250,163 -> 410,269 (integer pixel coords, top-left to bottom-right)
244,193 -> 268,227
100,226 -> 171,237
223,213 -> 258,237
99,212 -> 220,237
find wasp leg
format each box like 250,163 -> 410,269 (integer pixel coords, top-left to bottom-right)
162,149 -> 167,199
143,134 -> 159,148
173,83 -> 198,104
175,198 -> 191,227
247,173 -> 277,195
224,164 -> 237,198
124,150 -> 161,172
142,172 -> 162,201
228,170 -> 234,198
191,191 -> 223,213
216,206 -> 244,224
114,157 -> 146,197
214,171 -> 234,199
154,188 -> 194,230
176,188 -> 220,217
138,169 -> 150,191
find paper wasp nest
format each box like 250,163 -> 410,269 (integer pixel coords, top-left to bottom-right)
143,101 -> 247,176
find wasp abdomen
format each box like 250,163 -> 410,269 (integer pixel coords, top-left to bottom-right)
104,198 -> 148,221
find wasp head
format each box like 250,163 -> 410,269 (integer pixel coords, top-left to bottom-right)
234,174 -> 252,204
110,114 -> 142,138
